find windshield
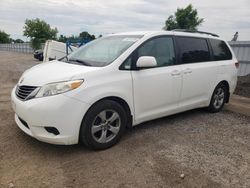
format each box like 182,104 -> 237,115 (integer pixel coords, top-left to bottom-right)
66,35 -> 143,67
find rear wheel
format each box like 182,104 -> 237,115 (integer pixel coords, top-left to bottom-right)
207,83 -> 228,113
80,100 -> 127,150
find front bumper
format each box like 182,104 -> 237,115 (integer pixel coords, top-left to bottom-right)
11,87 -> 91,145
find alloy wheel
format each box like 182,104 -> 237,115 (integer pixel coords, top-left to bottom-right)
213,87 -> 225,109
91,110 -> 121,143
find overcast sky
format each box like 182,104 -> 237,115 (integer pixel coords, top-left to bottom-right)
0,0 -> 249,41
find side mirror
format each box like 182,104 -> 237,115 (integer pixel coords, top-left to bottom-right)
136,56 -> 157,69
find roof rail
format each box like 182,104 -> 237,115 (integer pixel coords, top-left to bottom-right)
172,29 -> 219,37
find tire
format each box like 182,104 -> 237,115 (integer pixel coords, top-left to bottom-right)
38,54 -> 43,61
79,100 -> 127,150
207,83 -> 228,113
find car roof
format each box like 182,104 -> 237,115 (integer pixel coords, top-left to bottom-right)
112,30 -> 222,40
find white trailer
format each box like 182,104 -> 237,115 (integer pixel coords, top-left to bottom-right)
43,40 -> 77,62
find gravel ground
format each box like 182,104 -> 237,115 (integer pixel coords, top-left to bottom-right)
235,74 -> 250,98
1,51 -> 250,188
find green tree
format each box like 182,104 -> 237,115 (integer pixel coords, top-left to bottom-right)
163,4 -> 204,31
79,31 -> 95,40
58,32 -> 96,43
23,18 -> 58,49
58,34 -> 67,43
14,39 -> 24,43
0,30 -> 11,43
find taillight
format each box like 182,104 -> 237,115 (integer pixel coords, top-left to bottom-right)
235,62 -> 239,69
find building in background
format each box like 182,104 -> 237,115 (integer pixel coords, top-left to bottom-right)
229,41 -> 250,76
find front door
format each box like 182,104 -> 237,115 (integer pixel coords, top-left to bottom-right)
131,36 -> 182,123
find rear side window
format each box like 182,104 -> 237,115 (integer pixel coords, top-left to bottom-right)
177,37 -> 210,64
210,39 -> 232,60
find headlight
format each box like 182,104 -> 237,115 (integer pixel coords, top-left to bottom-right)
35,80 -> 84,98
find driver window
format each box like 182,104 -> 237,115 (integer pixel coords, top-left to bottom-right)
137,37 -> 175,67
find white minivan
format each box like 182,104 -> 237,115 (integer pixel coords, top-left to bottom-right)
11,30 -> 238,149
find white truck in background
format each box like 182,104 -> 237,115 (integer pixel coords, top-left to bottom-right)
43,40 -> 77,62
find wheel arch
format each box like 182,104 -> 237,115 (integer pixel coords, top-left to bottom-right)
84,96 -> 133,129
102,96 -> 133,128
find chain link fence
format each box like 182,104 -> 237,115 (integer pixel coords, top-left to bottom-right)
0,43 -> 35,53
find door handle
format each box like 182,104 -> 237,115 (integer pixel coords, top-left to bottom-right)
183,68 -> 192,74
171,70 -> 181,76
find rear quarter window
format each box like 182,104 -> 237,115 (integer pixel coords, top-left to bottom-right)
176,37 -> 210,64
210,39 -> 232,61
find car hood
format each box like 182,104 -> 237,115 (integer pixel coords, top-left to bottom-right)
18,60 -> 100,86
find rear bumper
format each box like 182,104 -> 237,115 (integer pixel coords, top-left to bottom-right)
11,87 -> 91,145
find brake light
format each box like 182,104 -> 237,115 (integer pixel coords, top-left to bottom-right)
235,62 -> 239,69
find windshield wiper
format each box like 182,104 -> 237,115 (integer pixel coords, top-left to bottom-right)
68,58 -> 92,66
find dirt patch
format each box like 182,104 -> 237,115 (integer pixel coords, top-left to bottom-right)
1,51 -> 250,188
235,74 -> 250,98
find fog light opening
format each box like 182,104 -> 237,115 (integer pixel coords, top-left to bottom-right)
18,116 -> 29,129
45,127 -> 60,135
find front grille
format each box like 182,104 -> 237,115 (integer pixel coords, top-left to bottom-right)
16,85 -> 38,100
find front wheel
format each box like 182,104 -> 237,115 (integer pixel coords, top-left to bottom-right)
207,83 -> 228,113
79,100 -> 127,150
